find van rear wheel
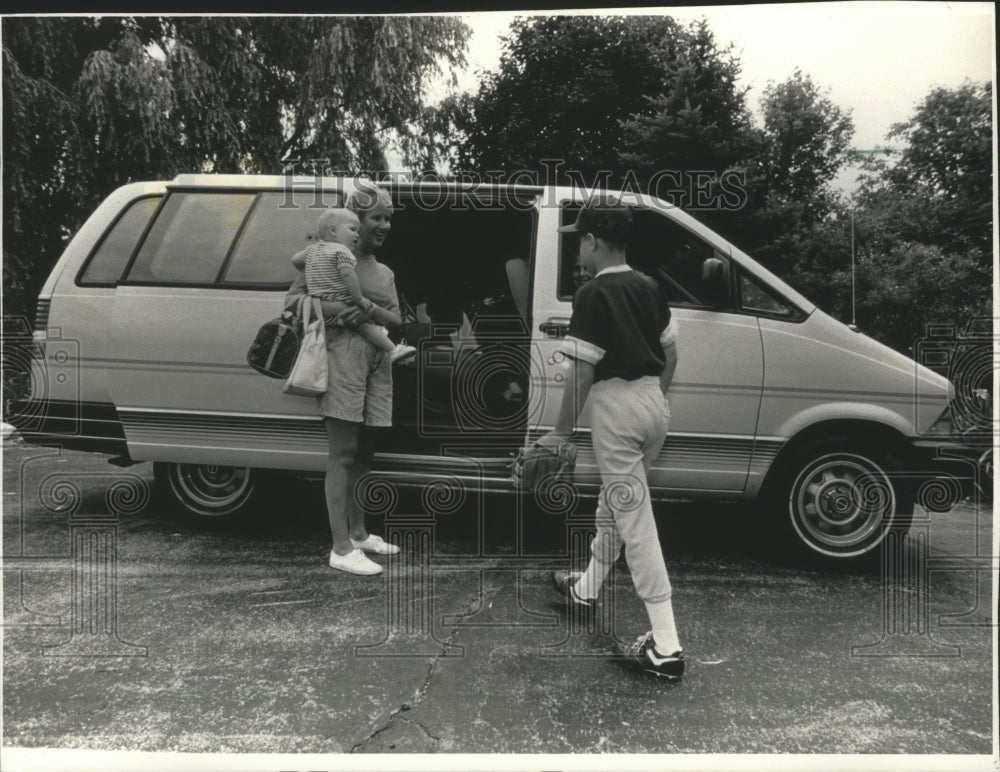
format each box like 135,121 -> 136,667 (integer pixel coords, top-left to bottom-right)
154,462 -> 261,519
767,439 -> 913,563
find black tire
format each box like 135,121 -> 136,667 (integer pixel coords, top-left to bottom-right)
154,461 -> 264,521
764,438 -> 913,563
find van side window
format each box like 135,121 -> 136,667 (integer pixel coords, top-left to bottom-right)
78,196 -> 162,285
558,204 -> 732,308
220,192 -> 343,287
739,271 -> 794,318
125,192 -> 256,284
629,208 -> 731,308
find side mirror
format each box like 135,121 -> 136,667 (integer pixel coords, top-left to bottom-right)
701,257 -> 730,308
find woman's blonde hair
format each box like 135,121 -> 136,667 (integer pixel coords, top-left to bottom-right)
346,184 -> 393,218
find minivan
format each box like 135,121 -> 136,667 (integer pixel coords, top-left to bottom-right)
14,174 -> 981,562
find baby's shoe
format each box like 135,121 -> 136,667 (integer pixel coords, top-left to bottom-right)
389,344 -> 417,364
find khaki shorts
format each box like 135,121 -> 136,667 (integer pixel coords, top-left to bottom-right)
318,326 -> 393,426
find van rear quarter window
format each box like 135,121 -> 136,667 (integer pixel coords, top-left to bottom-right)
78,195 -> 162,285
221,192 -> 335,286
125,192 -> 256,284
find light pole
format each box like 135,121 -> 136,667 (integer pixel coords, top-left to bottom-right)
849,208 -> 858,331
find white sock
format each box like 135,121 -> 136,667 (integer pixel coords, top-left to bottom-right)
645,599 -> 681,655
575,558 -> 613,601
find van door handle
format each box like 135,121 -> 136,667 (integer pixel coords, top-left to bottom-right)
539,318 -> 571,338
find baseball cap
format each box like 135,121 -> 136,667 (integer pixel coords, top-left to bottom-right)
557,196 -> 634,243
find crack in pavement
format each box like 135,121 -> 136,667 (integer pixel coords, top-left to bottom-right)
400,714 -> 442,743
350,578 -> 506,752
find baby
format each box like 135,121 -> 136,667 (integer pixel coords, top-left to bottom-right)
293,208 -> 415,363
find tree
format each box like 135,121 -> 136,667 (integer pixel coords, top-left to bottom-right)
455,15 -> 752,186
2,16 -> 470,319
855,81 -> 992,257
853,242 -> 990,354
619,19 -> 752,182
690,69 -> 854,296
848,81 -> 992,353
756,69 -> 853,212
454,17 -> 859,314
400,91 -> 477,173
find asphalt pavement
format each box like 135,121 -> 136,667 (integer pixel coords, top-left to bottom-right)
2,438 -> 996,766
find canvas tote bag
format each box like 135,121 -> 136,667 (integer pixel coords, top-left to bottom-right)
282,296 -> 328,397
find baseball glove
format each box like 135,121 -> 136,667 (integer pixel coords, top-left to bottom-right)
511,439 -> 578,493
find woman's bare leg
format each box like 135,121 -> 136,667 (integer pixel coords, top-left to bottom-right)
347,426 -> 374,541
324,417 -> 360,556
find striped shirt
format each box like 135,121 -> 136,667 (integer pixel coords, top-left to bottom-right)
304,240 -> 356,303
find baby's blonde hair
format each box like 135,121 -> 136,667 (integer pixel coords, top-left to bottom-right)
316,207 -> 358,235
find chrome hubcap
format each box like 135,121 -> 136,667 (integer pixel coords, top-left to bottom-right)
792,454 -> 895,554
171,464 -> 253,515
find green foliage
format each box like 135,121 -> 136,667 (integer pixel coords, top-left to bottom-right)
699,70 -> 854,291
456,15 -> 715,181
856,81 -> 992,256
854,242 -> 990,353
619,19 -> 752,176
852,81 -> 992,352
2,16 -> 469,319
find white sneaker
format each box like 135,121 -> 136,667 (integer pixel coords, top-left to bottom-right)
351,533 -> 401,555
389,344 -> 417,364
328,548 -> 383,575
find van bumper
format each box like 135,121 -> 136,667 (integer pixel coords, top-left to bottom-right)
909,437 -> 992,508
6,399 -> 129,456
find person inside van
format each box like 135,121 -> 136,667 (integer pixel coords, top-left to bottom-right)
572,251 -> 592,290
284,186 -> 404,576
291,208 -> 415,364
392,226 -> 532,422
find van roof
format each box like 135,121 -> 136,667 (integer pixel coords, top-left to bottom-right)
170,173 -> 545,195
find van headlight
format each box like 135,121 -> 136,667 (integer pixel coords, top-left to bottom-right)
925,403 -> 955,437
927,392 -> 993,438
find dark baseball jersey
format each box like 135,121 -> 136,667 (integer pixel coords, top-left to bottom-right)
563,265 -> 676,382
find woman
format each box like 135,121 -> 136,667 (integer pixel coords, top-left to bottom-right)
285,186 -> 402,575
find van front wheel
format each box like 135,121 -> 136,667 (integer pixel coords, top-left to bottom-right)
154,462 -> 260,519
768,440 -> 913,562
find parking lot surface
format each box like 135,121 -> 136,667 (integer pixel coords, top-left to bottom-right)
2,439 -> 996,763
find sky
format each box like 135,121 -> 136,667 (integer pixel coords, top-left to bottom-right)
428,2 -> 996,195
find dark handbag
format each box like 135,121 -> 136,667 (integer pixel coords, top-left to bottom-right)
247,308 -> 301,379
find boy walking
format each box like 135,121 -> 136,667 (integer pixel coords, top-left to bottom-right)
541,196 -> 684,680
